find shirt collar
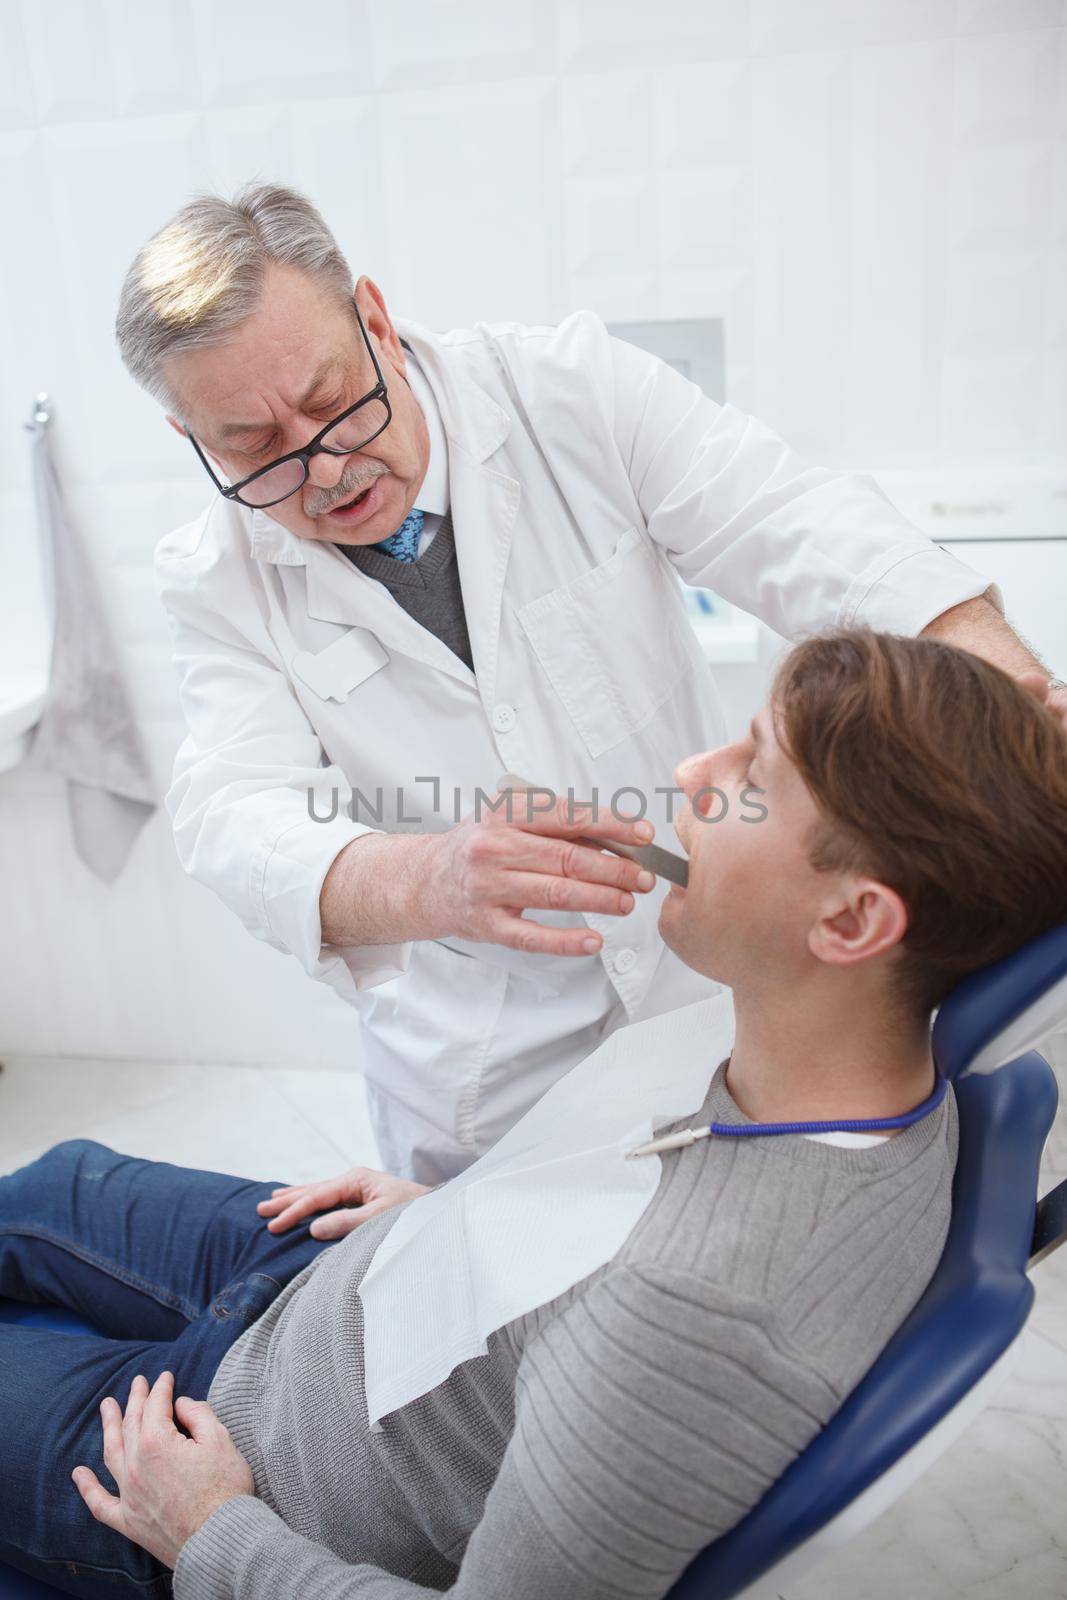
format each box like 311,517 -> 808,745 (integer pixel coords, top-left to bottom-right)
404,348 -> 449,518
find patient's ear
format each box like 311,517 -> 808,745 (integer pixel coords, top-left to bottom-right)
1016,670 -> 1052,706
165,414 -> 187,438
809,879 -> 908,968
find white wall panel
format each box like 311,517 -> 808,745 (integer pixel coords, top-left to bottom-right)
190,0 -> 378,105
371,0 -> 554,89
957,0 -> 1065,29
839,42 -> 950,465
287,101 -> 388,287
560,0 -> 751,71
750,48 -> 854,455
20,0 -> 119,124
953,27 -> 1060,144
379,79 -> 563,326
951,142 -> 1055,252
200,105 -> 298,198
0,133 -> 70,481
660,167 -> 751,271
751,0 -> 960,54
0,4 -> 34,130
0,0 -> 1063,1069
565,172 -> 657,277
654,59 -> 753,167
103,0 -> 202,119
561,71 -> 652,177
40,116 -> 210,483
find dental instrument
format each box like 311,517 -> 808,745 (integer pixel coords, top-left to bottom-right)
496,771 -> 690,887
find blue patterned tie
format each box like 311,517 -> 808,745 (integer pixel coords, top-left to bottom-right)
375,507 -> 424,563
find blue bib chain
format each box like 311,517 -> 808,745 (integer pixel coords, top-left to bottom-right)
629,1073 -> 948,1158
375,507 -> 424,563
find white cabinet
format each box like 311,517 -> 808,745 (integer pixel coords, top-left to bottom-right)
874,467 -> 1067,680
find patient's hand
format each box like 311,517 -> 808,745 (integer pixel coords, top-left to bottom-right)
73,1371 -> 252,1569
256,1164 -> 431,1240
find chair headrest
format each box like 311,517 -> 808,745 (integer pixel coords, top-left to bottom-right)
932,921 -> 1067,1081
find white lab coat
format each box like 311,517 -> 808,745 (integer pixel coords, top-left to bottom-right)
156,310 -> 997,1181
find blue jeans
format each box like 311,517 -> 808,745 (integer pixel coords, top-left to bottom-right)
0,1140 -> 333,1598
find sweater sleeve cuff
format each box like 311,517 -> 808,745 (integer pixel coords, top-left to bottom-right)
173,1493 -> 428,1600
174,1495 -> 287,1600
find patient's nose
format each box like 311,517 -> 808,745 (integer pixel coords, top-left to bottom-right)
675,750 -> 715,800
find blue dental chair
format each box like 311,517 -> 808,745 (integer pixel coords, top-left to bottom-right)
2,925 -> 1066,1600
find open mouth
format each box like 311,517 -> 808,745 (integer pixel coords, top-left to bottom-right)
335,484 -> 374,513
323,475 -> 387,524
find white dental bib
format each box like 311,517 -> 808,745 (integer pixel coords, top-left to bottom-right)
358,988 -> 735,1428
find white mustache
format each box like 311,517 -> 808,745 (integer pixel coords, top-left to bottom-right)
305,462 -> 387,517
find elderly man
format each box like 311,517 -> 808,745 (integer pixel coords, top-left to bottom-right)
117,182 -> 1061,1194
1,631 -> 1065,1599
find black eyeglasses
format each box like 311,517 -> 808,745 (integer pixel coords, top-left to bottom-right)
186,304 -> 392,510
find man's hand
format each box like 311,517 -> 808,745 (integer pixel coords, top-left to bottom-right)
320,791 -> 658,958
257,1164 -> 431,1240
421,792 -> 658,958
72,1372 -> 252,1569
922,598 -> 1067,734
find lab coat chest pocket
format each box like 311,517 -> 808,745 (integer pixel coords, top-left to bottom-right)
291,627 -> 389,702
515,527 -> 690,760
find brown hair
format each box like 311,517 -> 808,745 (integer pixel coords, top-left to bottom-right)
773,628 -> 1067,1016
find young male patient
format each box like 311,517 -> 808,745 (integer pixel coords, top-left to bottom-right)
2,630 -> 1066,1600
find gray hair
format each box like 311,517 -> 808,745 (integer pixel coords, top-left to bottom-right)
115,182 -> 354,410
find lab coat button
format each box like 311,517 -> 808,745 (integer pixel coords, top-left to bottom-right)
613,947 -> 637,975
492,703 -> 517,732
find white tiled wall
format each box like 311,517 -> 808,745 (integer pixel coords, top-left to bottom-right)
0,0 -> 1064,1066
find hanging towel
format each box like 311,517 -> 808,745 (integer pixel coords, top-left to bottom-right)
25,417 -> 157,881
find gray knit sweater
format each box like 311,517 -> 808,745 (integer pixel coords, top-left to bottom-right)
175,1063 -> 957,1600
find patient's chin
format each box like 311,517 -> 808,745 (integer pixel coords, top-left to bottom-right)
659,897 -> 725,984
658,895 -> 693,960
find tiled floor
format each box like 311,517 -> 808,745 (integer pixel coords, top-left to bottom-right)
0,1054 -> 382,1182
1,1053 -> 1065,1598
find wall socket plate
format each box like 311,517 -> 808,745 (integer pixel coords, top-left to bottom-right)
606,317 -> 725,404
